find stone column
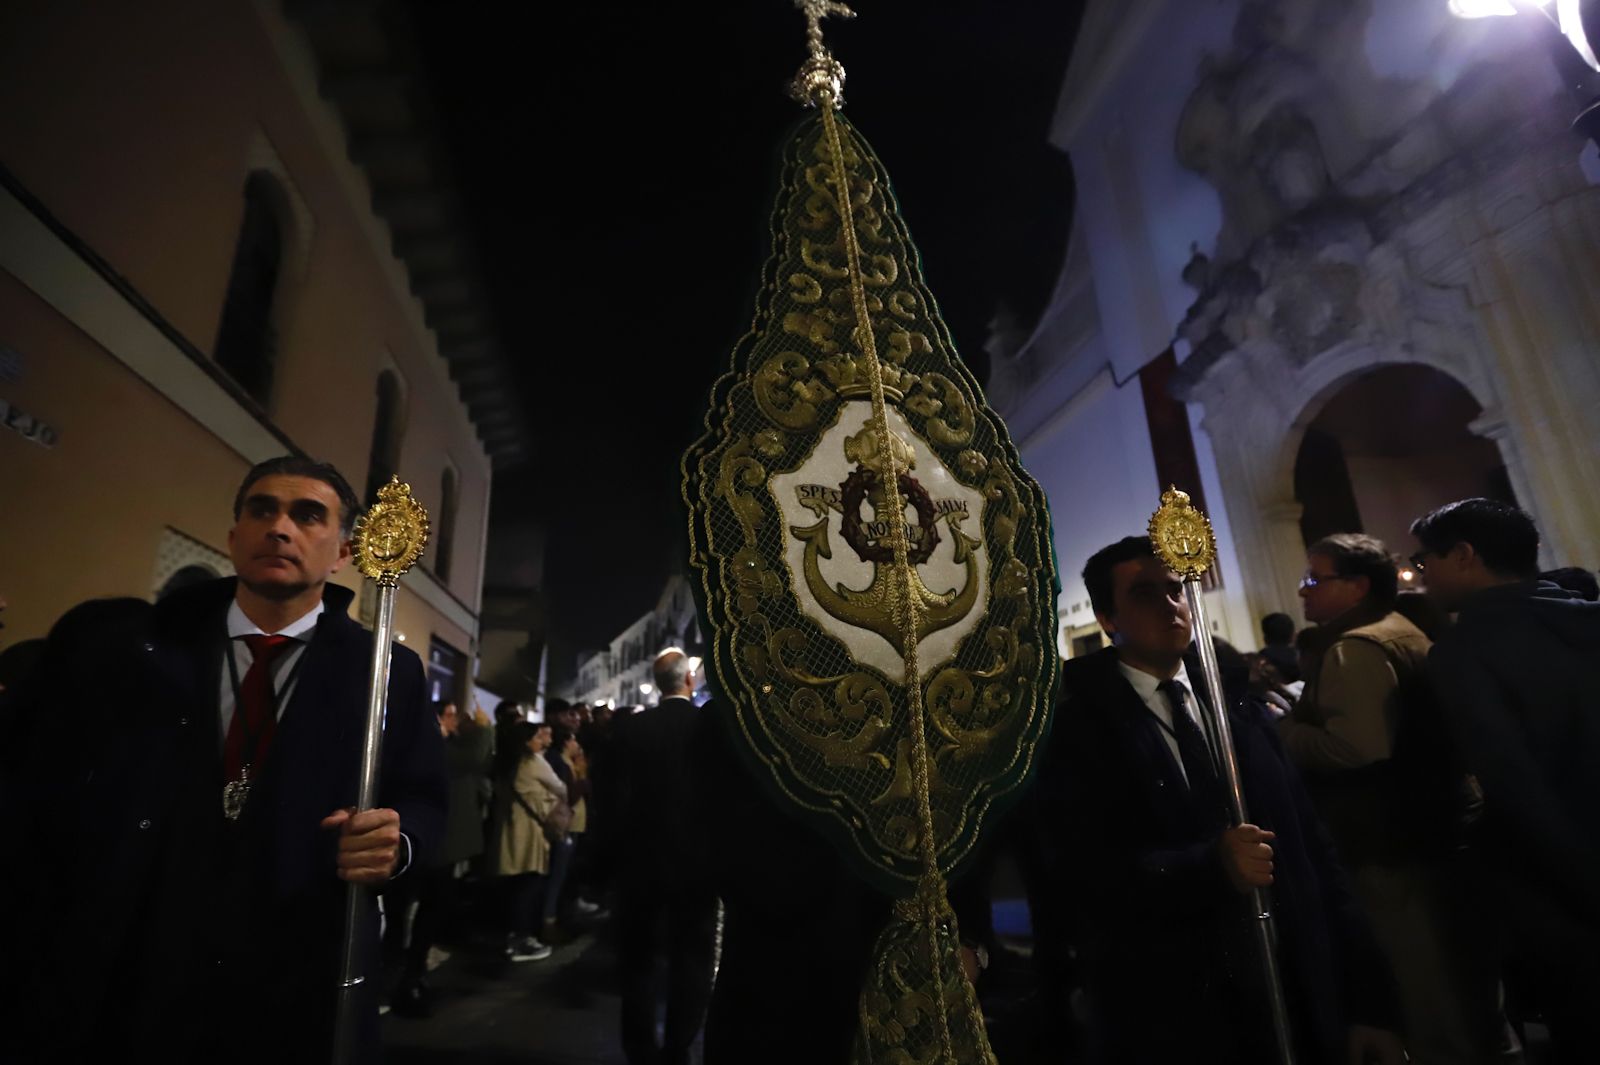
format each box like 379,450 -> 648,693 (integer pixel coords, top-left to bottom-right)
1469,407 -> 1556,570
1196,396 -> 1305,633
1465,171 -> 1600,570
1258,500 -> 1309,621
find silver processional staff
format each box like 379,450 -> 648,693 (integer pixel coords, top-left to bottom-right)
331,476 -> 429,1065
1148,486 -> 1297,1065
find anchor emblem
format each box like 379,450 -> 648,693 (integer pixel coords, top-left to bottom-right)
789,424 -> 980,658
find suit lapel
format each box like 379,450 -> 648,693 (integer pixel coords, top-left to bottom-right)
1107,655 -> 1196,796
269,611 -> 357,791
1088,655 -> 1190,818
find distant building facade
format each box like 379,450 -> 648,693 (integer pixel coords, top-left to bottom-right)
570,575 -> 703,708
0,0 -> 525,703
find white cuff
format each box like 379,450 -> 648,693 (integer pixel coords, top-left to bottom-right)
391,831 -> 413,879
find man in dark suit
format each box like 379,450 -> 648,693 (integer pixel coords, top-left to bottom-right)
1,456 -> 446,1064
1037,537 -> 1402,1065
614,648 -> 718,1065
692,696 -> 890,1065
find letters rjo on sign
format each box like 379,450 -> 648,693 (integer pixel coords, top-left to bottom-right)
0,397 -> 59,449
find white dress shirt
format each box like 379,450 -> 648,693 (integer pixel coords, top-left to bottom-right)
218,598 -> 323,741
1116,659 -> 1205,787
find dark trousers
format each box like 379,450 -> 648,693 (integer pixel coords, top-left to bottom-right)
504,872 -> 546,940
618,879 -> 718,1065
390,865 -> 459,977
544,837 -> 576,925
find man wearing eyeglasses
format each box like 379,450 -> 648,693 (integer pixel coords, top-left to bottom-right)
1281,534 -> 1499,1065
1410,498 -> 1600,1063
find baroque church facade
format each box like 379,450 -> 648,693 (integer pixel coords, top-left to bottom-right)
991,0 -> 1600,651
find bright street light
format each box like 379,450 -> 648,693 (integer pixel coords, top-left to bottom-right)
1449,0 -> 1599,70
1447,0 -> 1521,17
1556,0 -> 1600,70
1450,0 -> 1600,149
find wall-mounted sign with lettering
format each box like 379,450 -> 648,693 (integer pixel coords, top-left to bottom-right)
0,396 -> 58,448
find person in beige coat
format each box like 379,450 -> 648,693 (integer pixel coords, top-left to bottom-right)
1283,534 -> 1501,1065
491,720 -> 567,962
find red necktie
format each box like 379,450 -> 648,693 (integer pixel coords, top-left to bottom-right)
223,633 -> 296,781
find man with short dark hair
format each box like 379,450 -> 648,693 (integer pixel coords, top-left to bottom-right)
1411,499 -> 1600,1062
232,454 -> 364,536
2,457 -> 446,1063
1039,536 -> 1401,1064
1283,533 -> 1498,1065
1260,611 -> 1301,683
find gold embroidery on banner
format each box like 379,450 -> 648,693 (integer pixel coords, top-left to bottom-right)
698,117 -> 1045,875
684,23 -> 1060,1046
790,273 -> 824,303
680,107 -> 1058,917
755,352 -> 835,430
906,372 -> 975,448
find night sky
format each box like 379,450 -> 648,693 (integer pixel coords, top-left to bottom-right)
406,2 -> 1083,656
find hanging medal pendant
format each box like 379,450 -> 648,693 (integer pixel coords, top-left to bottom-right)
223,764 -> 251,821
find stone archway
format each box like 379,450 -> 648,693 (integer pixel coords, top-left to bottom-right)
1183,335 -> 1535,627
1161,0 -> 1600,632
1289,364 -> 1516,555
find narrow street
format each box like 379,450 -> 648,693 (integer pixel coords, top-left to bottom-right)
384,920 -> 636,1065
381,879 -> 1036,1064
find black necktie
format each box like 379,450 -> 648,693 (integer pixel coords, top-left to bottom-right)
1157,679 -> 1221,797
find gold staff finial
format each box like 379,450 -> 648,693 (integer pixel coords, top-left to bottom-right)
351,475 -> 430,588
1148,485 -> 1217,582
789,0 -> 856,107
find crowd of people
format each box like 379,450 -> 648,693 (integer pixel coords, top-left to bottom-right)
372,684 -> 687,985
944,498 -> 1600,1065
0,453 -> 1595,1065
369,657 -> 717,1065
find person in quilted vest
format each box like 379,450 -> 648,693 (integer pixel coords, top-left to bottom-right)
1283,533 -> 1502,1065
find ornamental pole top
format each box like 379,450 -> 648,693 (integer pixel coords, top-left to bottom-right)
1148,486 -> 1218,582
352,476 -> 430,587
789,0 -> 856,107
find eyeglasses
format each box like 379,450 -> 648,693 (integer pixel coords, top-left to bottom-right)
1298,573 -> 1352,590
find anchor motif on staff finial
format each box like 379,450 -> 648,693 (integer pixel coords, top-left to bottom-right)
1148,486 -> 1217,581
789,425 -> 979,658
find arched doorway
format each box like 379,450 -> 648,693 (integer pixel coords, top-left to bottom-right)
1292,364 -> 1516,554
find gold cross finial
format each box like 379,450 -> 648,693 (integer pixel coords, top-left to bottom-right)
790,0 -> 856,107
797,0 -> 855,60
